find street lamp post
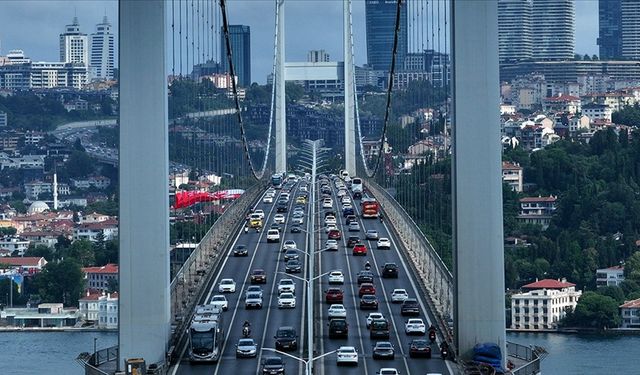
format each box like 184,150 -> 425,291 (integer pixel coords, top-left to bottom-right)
261,347 -> 338,375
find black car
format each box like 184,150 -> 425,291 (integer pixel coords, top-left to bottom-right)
357,270 -> 374,284
290,225 -> 302,233
270,223 -> 282,232
401,298 -> 420,316
261,356 -> 285,374
233,244 -> 248,257
372,341 -> 395,360
359,294 -> 379,310
409,339 -> 432,358
328,318 -> 348,338
284,249 -> 299,261
370,319 -> 390,339
381,263 -> 399,278
345,215 -> 358,225
276,203 -> 288,212
274,326 -> 297,351
346,236 -> 360,247
285,259 -> 302,273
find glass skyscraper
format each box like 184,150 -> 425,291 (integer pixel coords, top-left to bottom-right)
498,0 -> 533,64
220,25 -> 251,87
531,0 -> 575,61
598,0 -> 622,59
365,0 -> 407,72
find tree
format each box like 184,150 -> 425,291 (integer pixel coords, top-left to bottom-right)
65,150 -> 94,178
592,54 -> 599,61
0,278 -> 26,306
597,285 -> 626,304
583,54 -> 591,61
107,278 -> 119,293
62,240 -> 95,266
564,291 -> 622,329
34,259 -> 85,306
624,251 -> 640,283
95,239 -> 118,266
24,245 -> 54,261
0,227 -> 17,236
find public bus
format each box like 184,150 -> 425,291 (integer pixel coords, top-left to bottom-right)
189,305 -> 224,363
351,178 -> 363,194
361,197 -> 380,218
271,173 -> 283,189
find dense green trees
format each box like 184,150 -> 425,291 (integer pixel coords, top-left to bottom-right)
612,104 -> 640,127
35,259 -> 85,306
563,291 -> 622,329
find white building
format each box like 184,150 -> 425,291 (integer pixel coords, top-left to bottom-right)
620,298 -> 640,329
582,103 -> 612,123
73,219 -> 118,242
531,0 -> 575,61
307,50 -> 330,63
596,265 -> 625,287
518,195 -> 558,229
502,161 -> 523,192
0,237 -> 30,256
498,0 -> 533,64
24,181 -> 70,200
89,16 -> 115,80
78,291 -> 118,329
511,278 -> 582,330
0,112 -> 6,127
0,155 -> 45,170
59,17 -> 88,67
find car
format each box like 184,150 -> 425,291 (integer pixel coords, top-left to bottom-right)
282,240 -> 297,251
341,196 -> 352,204
376,368 -> 400,375
366,312 -> 385,328
370,318 -> 390,339
285,259 -> 302,273
336,346 -> 358,366
325,223 -> 338,233
270,223 -> 282,232
290,225 -> 302,233
328,270 -> 344,284
345,215 -> 358,225
293,207 -> 305,216
325,288 -> 344,303
365,229 -> 379,240
360,294 -> 379,310
236,338 -> 258,358
347,236 -> 360,247
324,215 -> 337,225
292,216 -> 304,225
274,214 -> 286,224
263,195 -> 274,204
325,239 -> 339,251
276,203 -> 288,212
324,210 -> 337,218
278,292 -> 296,308
322,199 -> 333,209
295,196 -> 306,204
353,243 -> 367,256
357,270 -> 374,284
405,318 -> 426,335
210,295 -> 228,311
274,326 -> 297,351
408,339 -> 432,358
328,304 -> 347,319
246,285 -> 263,298
328,318 -> 349,338
233,244 -> 249,257
266,229 -> 280,243
401,298 -> 420,316
261,356 -> 285,375
277,278 -> 296,294
253,209 -> 265,219
382,263 -> 399,278
377,238 -> 391,249
336,189 -> 347,197
348,221 -> 361,232
245,292 -> 263,309
328,229 -> 342,240
299,185 -> 308,192
343,206 -> 355,217
250,269 -> 267,284
391,289 -> 409,303
218,278 -> 236,293
372,342 -> 395,360
284,249 -> 299,261
358,283 -> 376,297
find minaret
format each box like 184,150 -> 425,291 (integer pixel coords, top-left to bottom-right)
53,172 -> 58,210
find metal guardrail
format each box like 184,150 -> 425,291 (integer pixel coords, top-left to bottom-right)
77,345 -> 118,375
508,342 -> 544,375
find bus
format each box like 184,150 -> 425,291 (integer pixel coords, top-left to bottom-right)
271,173 -> 283,189
361,197 -> 380,218
351,178 -> 363,194
189,305 -> 224,363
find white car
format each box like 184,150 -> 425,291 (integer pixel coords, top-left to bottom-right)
299,185 -> 308,192
282,240 -> 297,251
278,292 -> 296,308
292,216 -> 304,225
324,215 -> 337,225
377,369 -> 400,375
218,278 -> 236,293
278,278 -> 296,294
266,229 -> 280,243
274,214 -> 286,224
365,229 -> 379,240
328,271 -> 344,284
327,304 -> 347,319
336,346 -> 358,366
341,196 -> 352,204
253,209 -> 265,220
325,224 -> 338,233
391,289 -> 409,303
263,195 -> 274,203
366,312 -> 384,328
322,199 -> 333,209
377,238 -> 391,249
210,295 -> 228,311
405,318 -> 426,335
325,239 -> 339,251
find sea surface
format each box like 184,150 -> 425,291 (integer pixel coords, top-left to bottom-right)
0,330 -> 637,374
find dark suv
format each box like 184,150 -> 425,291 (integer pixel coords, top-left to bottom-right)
328,318 -> 348,338
357,270 -> 374,284
382,263 -> 399,278
274,326 -> 297,351
261,356 -> 285,374
347,236 -> 360,247
401,298 -> 420,316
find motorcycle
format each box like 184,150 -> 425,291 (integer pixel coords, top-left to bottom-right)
242,326 -> 251,337
428,328 -> 436,343
364,262 -> 371,271
440,345 -> 448,359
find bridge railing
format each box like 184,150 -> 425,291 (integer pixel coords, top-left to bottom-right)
366,180 -> 454,343
507,341 -> 545,375
168,181 -> 265,360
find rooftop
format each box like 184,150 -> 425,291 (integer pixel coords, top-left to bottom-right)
83,263 -> 118,274
522,279 -> 575,290
620,298 -> 640,309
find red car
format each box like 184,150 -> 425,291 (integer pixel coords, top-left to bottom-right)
325,288 -> 344,303
328,229 -> 342,240
352,243 -> 367,256
358,283 -> 376,297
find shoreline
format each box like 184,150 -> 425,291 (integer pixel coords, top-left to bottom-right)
508,327 -> 640,335
0,327 -> 117,333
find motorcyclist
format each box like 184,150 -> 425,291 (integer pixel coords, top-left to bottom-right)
244,225 -> 249,233
379,213 -> 384,222
364,261 -> 371,271
243,320 -> 251,328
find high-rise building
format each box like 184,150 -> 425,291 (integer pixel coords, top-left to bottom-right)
498,0 -> 533,64
60,17 -> 88,66
220,25 -> 251,87
531,0 -> 575,61
307,50 -> 330,63
598,0 -> 622,59
365,0 -> 407,71
621,0 -> 640,60
90,16 -> 115,80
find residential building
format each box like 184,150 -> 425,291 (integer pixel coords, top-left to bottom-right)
518,195 -> 557,229
78,291 -> 118,329
501,60 -> 640,83
307,50 -> 330,63
542,94 -> 581,114
620,298 -> 640,329
511,278 -> 582,330
0,236 -> 30,256
0,155 -> 45,170
59,17 -> 88,66
582,103 -> 612,122
0,256 -> 47,273
596,265 -> 625,287
82,263 -> 118,292
498,0 -> 533,64
80,212 -> 111,224
598,0 -> 622,59
89,16 -> 115,80
220,25 -> 251,87
24,181 -> 70,200
365,0 -> 408,71
621,0 -> 640,60
70,176 -> 111,190
73,219 -> 118,242
531,0 -> 575,61
19,231 -> 61,248
0,111 -> 6,127
502,161 -> 523,192
23,132 -> 44,146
